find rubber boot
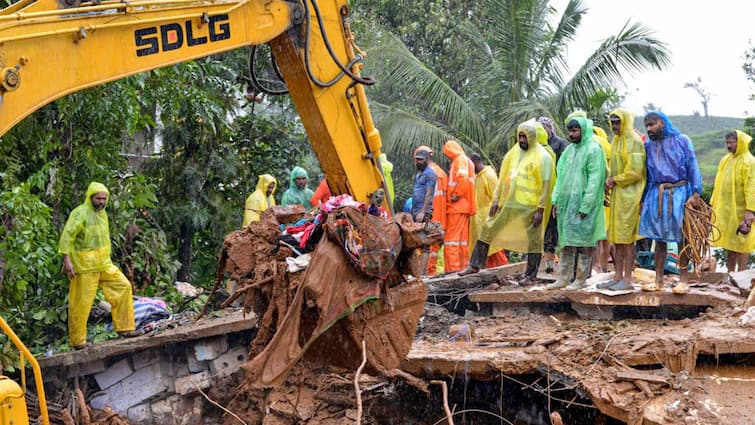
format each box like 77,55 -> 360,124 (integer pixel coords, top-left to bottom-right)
566,252 -> 591,290
547,249 -> 574,290
459,242 -> 489,276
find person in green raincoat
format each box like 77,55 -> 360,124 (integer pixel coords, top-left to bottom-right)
599,109 -> 646,291
547,117 -> 607,290
710,130 -> 755,272
281,167 -> 314,209
461,119 -> 554,279
59,182 -> 136,349
243,174 -> 277,226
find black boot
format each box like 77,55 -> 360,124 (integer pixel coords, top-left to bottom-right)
525,253 -> 541,280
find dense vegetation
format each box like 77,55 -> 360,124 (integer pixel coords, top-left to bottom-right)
0,0 -> 753,359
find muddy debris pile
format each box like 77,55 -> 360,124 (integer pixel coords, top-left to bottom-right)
210,203 -> 441,388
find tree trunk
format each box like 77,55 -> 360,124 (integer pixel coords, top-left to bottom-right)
177,222 -> 193,282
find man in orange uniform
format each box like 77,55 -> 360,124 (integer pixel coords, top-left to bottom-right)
415,146 -> 448,275
442,140 -> 476,273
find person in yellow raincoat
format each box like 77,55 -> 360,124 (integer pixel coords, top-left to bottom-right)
58,182 -> 136,349
243,174 -> 277,227
460,120 -> 554,279
599,109 -> 646,291
469,153 -> 508,268
710,130 -> 755,272
379,153 -> 395,211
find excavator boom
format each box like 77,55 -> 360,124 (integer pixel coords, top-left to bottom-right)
0,0 -> 386,201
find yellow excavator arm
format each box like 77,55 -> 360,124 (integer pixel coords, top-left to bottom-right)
0,0 -> 386,202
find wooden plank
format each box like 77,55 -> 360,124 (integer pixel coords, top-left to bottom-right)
426,262 -> 527,287
469,286 -> 741,308
38,309 -> 257,369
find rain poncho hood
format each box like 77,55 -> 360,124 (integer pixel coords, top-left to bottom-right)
607,109 -> 646,244
552,116 -> 607,247
244,174 -> 277,226
443,140 -> 476,216
710,130 -> 755,252
638,111 -> 702,243
479,120 -> 555,253
281,167 -> 314,209
535,120 -> 556,161
645,110 -> 681,139
58,182 -> 114,273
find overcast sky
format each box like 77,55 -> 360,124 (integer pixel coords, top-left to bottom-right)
552,0 -> 754,118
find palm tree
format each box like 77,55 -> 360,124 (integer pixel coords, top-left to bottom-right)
364,0 -> 670,165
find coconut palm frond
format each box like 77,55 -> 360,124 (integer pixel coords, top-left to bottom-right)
370,32 -> 486,144
555,20 -> 671,117
532,0 -> 586,90
371,103 -> 459,158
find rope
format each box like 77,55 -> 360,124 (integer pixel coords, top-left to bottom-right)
680,197 -> 720,275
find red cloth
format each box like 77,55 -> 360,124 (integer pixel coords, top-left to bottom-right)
486,250 -> 509,268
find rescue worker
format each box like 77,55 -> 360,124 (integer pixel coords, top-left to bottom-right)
710,130 -> 754,272
547,117 -> 607,290
281,166 -> 314,209
58,182 -> 137,349
639,111 -> 703,294
468,153 -> 508,268
415,146 -> 448,275
600,109 -> 646,291
243,174 -> 277,226
412,149 -> 437,273
461,120 -> 553,277
537,116 -> 568,273
442,140 -> 476,273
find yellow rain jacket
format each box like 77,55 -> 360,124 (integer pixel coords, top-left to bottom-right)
470,164 -> 498,253
380,153 -> 395,206
711,130 -> 755,253
244,174 -> 277,226
607,109 -> 646,244
480,120 -> 555,254
536,122 -> 556,162
58,182 -> 114,273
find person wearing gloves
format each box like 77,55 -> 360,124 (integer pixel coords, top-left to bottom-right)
243,174 -> 277,226
547,117 -> 607,290
58,182 -> 137,349
710,130 -> 755,272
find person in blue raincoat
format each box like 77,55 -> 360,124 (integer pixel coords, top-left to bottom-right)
546,117 -> 606,290
639,111 -> 702,294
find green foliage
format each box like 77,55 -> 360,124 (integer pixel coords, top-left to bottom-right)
0,181 -> 69,358
354,0 -> 670,189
